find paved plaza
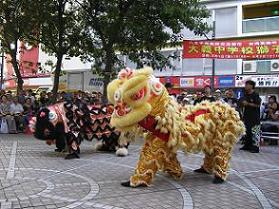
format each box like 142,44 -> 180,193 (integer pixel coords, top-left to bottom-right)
0,134 -> 278,209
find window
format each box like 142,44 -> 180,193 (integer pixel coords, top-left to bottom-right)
215,7 -> 238,37
215,59 -> 237,75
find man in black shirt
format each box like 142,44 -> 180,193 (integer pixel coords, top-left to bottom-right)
200,85 -> 215,103
239,80 -> 261,153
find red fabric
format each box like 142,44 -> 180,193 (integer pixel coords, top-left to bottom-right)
185,109 -> 210,122
183,39 -> 279,59
138,109 -> 210,141
138,115 -> 170,142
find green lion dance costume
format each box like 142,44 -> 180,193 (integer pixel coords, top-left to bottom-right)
107,67 -> 245,187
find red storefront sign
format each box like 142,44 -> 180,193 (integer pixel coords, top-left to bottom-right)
161,76 -> 234,89
194,76 -> 212,88
183,40 -> 279,59
159,77 -> 180,88
159,76 -> 181,94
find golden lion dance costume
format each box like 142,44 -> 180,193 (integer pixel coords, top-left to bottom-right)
107,67 -> 245,187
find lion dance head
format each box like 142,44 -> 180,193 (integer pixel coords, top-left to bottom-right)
107,67 -> 170,132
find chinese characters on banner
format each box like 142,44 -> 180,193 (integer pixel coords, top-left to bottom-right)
235,75 -> 279,88
183,40 -> 279,59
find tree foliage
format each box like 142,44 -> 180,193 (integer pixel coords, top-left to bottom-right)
31,0 -> 82,102
1,0 -> 210,99
0,0 -> 37,93
77,0 -> 210,101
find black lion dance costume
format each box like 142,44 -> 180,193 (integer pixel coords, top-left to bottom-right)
29,101 -> 128,159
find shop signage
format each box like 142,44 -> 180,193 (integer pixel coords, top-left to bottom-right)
183,40 -> 279,59
194,76 -> 211,88
180,77 -> 195,88
217,76 -> 235,88
159,76 -> 180,88
235,74 -> 279,88
89,78 -> 103,87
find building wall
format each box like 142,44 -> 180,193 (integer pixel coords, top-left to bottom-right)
143,0 -> 279,90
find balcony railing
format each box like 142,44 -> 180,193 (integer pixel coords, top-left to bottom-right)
243,16 -> 279,33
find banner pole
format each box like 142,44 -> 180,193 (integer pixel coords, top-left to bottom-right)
211,20 -> 216,91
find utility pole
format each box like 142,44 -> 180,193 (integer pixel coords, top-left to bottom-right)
211,20 -> 216,91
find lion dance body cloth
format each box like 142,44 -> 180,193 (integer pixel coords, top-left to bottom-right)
29,101 -> 128,159
107,67 -> 246,187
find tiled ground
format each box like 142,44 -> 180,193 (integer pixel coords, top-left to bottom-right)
0,134 -> 278,209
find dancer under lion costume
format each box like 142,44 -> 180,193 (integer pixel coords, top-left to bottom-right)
29,101 -> 128,159
107,67 -> 245,187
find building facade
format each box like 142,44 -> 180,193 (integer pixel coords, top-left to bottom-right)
123,0 -> 279,96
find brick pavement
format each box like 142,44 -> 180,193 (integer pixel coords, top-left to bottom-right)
0,134 -> 278,209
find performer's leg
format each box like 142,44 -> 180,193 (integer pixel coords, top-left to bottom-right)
163,152 -> 183,180
54,123 -> 66,152
65,133 -> 81,159
123,135 -> 169,187
250,125 -> 260,153
212,147 -> 232,183
240,124 -> 252,150
194,153 -> 214,174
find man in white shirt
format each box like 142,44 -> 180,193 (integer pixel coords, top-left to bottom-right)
10,97 -> 24,132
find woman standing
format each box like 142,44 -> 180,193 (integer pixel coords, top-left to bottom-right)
0,95 -> 17,133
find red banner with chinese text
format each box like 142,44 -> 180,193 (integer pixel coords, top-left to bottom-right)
183,40 -> 279,59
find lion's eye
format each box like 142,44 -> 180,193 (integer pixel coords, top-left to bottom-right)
49,111 -> 57,121
114,89 -> 122,102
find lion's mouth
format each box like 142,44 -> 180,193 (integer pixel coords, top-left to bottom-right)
130,87 -> 147,101
114,87 -> 148,117
115,103 -> 132,117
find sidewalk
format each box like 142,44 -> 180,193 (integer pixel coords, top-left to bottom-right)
0,134 -> 278,209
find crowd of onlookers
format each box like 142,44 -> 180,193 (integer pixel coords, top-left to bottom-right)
0,83 -> 278,151
0,89 -> 103,134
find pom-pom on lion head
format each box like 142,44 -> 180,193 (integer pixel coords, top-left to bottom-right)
107,67 -> 169,131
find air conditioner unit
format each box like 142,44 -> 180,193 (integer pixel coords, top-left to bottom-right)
271,60 -> 279,72
243,61 -> 257,73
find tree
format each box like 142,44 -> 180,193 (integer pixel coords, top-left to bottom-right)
0,0 -> 37,93
33,0 -> 82,102
78,0 -> 210,101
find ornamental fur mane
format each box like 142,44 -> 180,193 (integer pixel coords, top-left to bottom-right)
107,67 -> 246,187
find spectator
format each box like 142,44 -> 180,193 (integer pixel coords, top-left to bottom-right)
261,95 -> 279,145
60,91 -> 67,101
224,89 -> 238,109
47,92 -> 53,104
239,80 -> 261,153
23,97 -> 35,129
200,85 -> 215,103
26,89 -> 35,104
6,92 -> 13,103
39,91 -> 49,107
18,90 -> 26,104
10,97 -> 24,132
263,95 -> 278,120
214,89 -> 224,102
182,98 -> 190,107
0,95 -> 17,133
0,90 -> 6,97
177,92 -> 187,104
194,92 -> 203,105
